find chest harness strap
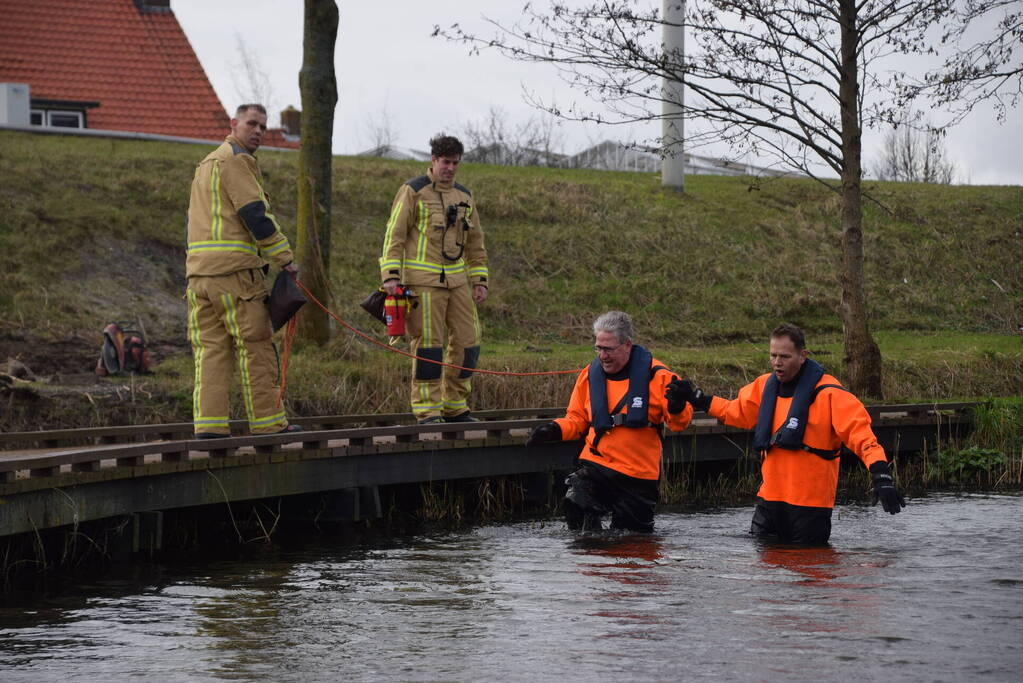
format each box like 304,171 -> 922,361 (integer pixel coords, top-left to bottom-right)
587,346 -> 667,457
753,358 -> 850,460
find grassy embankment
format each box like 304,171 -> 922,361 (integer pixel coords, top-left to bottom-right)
1,129 -> 1020,495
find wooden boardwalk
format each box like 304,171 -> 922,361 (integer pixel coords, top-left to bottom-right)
0,404 -> 975,538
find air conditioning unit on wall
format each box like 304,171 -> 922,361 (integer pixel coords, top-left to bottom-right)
0,83 -> 31,127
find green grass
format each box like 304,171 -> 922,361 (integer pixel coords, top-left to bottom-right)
4,129 -> 1021,345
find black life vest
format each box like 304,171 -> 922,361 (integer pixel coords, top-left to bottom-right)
588,345 -> 667,456
752,358 -> 848,460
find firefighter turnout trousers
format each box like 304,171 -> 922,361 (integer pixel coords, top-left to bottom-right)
406,283 -> 481,419
186,269 -> 288,435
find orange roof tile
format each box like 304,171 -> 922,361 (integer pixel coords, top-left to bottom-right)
261,129 -> 300,150
0,0 -> 235,142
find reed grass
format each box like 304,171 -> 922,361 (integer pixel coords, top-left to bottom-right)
413,477 -> 539,527
913,398 -> 1023,489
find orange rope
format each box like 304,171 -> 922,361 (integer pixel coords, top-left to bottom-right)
276,316 -> 298,408
292,277 -> 584,377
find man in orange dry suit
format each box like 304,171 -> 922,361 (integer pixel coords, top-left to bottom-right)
185,104 -> 302,439
666,323 -> 905,545
526,311 -> 694,532
378,134 -> 488,424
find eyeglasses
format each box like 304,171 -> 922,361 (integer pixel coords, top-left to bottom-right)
594,344 -> 624,355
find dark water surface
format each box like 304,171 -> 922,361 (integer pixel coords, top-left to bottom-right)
2,493 -> 1021,681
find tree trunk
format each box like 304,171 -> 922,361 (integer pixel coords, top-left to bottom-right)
837,0 -> 882,398
296,0 -> 338,344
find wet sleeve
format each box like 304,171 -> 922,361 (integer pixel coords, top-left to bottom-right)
555,371 -> 591,440
707,377 -> 764,430
828,389 -> 887,468
379,185 -> 416,283
464,196 -> 489,288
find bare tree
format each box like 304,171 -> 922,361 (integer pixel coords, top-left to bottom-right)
532,107 -> 565,166
230,33 -> 278,114
439,1 -> 964,397
362,107 -> 398,154
911,1 -> 1023,122
872,120 -> 957,184
460,106 -> 564,167
296,0 -> 338,344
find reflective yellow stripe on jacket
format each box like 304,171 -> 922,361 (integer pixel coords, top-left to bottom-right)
380,200 -> 404,272
188,240 -> 259,255
210,161 -> 223,240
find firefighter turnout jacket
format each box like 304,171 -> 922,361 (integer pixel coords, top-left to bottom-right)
379,169 -> 488,289
708,370 -> 887,508
186,135 -> 294,277
556,351 -> 693,481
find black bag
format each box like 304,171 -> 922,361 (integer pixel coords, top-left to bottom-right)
359,289 -> 387,325
269,271 -> 307,332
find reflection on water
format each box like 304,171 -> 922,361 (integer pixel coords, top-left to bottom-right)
1,493 -> 1021,681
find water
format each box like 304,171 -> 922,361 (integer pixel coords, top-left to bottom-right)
2,493 -> 1021,681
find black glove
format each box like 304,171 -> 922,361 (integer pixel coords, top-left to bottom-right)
870,461 -> 906,514
665,377 -> 712,413
526,421 -> 562,447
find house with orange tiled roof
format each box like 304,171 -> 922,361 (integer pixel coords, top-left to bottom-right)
0,0 -> 298,148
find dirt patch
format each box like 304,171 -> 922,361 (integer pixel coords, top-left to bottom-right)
0,337 -> 189,427
0,330 -> 188,380
1,330 -> 101,376
0,328 -> 192,434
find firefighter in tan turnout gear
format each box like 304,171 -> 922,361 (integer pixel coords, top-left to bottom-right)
185,104 -> 302,439
379,134 -> 489,423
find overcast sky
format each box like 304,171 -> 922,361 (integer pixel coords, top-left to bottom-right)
173,0 -> 1020,185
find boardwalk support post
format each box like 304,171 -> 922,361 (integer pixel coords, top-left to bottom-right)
132,511 -> 163,556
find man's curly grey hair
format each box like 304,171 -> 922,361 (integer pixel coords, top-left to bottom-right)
593,311 -> 634,345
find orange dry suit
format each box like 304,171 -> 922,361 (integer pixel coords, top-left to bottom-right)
707,359 -> 887,508
555,346 -> 693,481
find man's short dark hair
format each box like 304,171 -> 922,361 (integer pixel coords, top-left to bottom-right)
430,134 -> 464,158
771,323 -> 806,350
236,103 -> 267,117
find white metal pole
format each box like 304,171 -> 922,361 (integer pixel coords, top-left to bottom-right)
662,1 -> 685,190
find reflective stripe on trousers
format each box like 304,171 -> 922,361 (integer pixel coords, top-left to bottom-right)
186,269 -> 288,435
405,283 -> 480,419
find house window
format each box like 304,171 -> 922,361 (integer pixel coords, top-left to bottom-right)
48,111 -> 83,128
29,108 -> 86,128
29,99 -> 97,129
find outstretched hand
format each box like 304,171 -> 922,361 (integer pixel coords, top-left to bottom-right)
666,377 -> 711,413
665,378 -> 696,414
525,421 -> 562,447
